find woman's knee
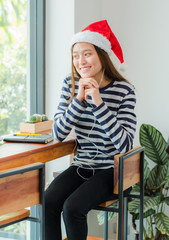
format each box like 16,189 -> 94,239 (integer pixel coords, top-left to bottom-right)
63,196 -> 88,224
63,197 -> 83,220
45,189 -> 62,215
63,198 -> 74,218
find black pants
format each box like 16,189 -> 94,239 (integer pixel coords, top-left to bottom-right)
45,165 -> 118,240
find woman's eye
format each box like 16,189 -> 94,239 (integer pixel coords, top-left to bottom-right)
73,55 -> 79,60
85,52 -> 90,57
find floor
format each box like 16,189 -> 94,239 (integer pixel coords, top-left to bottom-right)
63,236 -> 113,240
87,237 -> 112,240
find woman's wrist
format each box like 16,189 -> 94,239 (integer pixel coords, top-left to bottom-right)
95,99 -> 103,107
76,95 -> 83,102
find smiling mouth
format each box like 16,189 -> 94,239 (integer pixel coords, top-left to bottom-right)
80,66 -> 91,71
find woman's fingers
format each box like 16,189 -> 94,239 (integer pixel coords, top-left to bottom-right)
79,78 -> 99,88
77,77 -> 99,102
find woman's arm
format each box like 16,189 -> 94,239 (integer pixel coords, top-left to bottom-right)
92,87 -> 136,153
52,78 -> 87,141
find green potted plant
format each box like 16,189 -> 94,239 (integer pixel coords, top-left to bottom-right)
128,124 -> 169,239
97,124 -> 169,240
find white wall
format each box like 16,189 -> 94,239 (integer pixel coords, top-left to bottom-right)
74,0 -> 102,31
46,0 -> 74,120
100,0 -> 169,145
46,0 -> 74,184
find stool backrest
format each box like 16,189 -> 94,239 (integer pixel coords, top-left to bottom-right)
114,146 -> 144,194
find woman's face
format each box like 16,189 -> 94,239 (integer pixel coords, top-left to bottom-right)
72,42 -> 102,80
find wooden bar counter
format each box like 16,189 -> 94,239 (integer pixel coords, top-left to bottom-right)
0,139 -> 75,171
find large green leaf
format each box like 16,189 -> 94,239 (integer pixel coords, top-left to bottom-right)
97,211 -> 117,225
164,179 -> 169,190
146,161 -> 169,189
131,208 -> 156,220
162,197 -> 169,206
97,201 -> 118,225
143,196 -> 161,212
144,158 -> 151,181
154,212 -> 169,236
128,195 -> 161,214
140,124 -> 168,165
131,183 -> 140,194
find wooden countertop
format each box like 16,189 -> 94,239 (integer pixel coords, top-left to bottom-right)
0,139 -> 75,171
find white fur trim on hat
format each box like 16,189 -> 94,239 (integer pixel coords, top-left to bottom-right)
70,30 -> 112,55
119,62 -> 127,71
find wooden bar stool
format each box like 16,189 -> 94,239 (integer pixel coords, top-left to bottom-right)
0,162 -> 45,240
93,146 -> 144,240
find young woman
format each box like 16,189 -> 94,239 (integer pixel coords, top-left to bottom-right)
45,20 -> 136,240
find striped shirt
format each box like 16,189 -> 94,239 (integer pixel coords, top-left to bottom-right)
53,76 -> 137,169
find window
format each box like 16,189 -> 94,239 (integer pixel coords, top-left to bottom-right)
0,0 -> 45,137
0,0 -> 27,136
0,0 -> 45,239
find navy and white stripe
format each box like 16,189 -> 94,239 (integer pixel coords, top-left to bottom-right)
53,76 -> 137,170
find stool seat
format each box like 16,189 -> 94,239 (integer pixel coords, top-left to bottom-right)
99,200 -> 117,208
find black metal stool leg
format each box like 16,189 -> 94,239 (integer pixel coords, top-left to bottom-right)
124,197 -> 128,240
104,211 -> 108,240
139,150 -> 144,240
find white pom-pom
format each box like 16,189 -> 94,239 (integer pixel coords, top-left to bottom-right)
119,62 -> 127,71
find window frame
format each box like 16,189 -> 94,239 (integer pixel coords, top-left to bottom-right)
29,0 -> 46,239
29,0 -> 46,115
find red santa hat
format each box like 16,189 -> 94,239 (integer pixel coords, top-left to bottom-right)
70,20 -> 126,70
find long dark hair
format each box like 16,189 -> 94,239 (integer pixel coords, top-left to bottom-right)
70,44 -> 129,100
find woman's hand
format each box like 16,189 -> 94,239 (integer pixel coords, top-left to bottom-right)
84,86 -> 103,106
76,78 -> 98,102
76,78 -> 103,106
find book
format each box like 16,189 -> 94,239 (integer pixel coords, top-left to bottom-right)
3,134 -> 54,144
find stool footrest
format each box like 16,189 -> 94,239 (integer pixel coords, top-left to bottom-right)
0,209 -> 30,227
